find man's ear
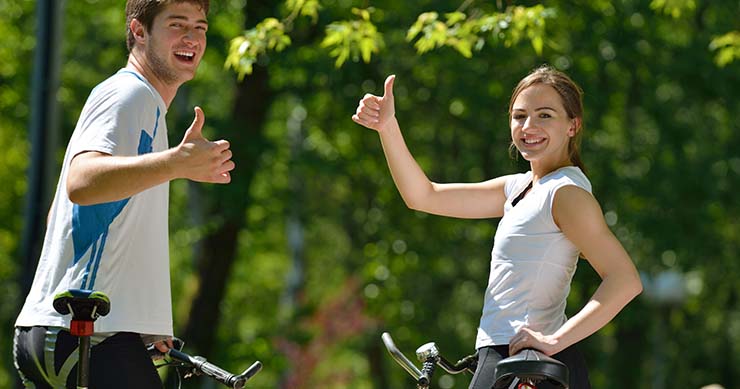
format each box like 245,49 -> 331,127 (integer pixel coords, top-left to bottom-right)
130,19 -> 146,45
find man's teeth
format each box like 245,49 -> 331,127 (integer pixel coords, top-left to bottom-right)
175,51 -> 194,58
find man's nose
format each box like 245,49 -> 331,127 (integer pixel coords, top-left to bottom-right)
182,29 -> 197,45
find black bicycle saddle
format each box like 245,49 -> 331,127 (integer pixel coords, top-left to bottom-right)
493,348 -> 569,388
53,289 -> 111,320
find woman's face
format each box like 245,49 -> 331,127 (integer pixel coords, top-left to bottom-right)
510,83 -> 577,166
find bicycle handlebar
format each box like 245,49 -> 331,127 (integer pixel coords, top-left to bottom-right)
167,348 -> 262,389
381,332 -> 476,388
381,332 -> 424,379
437,353 -> 478,375
149,339 -> 262,389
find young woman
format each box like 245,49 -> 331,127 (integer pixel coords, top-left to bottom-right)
352,66 -> 642,388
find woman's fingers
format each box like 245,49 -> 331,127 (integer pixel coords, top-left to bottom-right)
355,109 -> 379,123
362,94 -> 381,109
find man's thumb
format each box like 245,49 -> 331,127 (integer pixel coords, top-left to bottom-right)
189,106 -> 205,136
383,75 -> 395,100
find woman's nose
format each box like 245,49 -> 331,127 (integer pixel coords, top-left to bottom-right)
522,116 -> 534,130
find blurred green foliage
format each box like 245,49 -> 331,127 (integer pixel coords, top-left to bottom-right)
2,0 -> 739,388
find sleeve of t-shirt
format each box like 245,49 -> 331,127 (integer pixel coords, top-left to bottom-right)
69,77 -> 155,159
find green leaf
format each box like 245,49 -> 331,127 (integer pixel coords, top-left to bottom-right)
709,31 -> 740,67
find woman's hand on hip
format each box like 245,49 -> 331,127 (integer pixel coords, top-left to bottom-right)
508,327 -> 561,356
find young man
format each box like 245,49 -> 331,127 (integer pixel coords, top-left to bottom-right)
13,1 -> 230,387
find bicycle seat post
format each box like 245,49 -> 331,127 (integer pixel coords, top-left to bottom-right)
53,289 -> 110,389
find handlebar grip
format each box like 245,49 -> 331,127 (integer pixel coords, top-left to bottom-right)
169,348 -> 244,389
238,361 -> 263,382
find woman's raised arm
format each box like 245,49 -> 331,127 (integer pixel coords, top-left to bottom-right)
352,75 -> 508,219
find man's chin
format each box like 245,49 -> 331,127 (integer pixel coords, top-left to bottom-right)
176,67 -> 197,82
162,71 -> 195,87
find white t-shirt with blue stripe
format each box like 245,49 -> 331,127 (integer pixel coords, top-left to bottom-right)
16,69 -> 173,337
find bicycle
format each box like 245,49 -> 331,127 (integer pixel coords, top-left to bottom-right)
381,331 -> 569,389
53,288 -> 262,389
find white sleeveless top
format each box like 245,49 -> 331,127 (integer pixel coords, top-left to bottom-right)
475,166 -> 592,349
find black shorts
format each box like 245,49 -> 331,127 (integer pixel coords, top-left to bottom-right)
468,344 -> 591,389
13,326 -> 162,389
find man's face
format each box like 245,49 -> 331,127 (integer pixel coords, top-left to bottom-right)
144,2 -> 208,86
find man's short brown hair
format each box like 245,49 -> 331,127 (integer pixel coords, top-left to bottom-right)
125,0 -> 210,52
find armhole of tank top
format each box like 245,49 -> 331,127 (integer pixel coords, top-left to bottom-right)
548,182 -> 588,230
511,181 -> 532,207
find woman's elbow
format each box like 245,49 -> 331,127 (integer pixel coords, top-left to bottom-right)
629,273 -> 643,299
400,192 -> 425,212
404,198 -> 423,212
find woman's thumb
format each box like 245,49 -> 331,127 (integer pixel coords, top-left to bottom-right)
383,75 -> 395,100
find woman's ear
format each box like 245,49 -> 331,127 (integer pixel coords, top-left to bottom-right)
568,117 -> 582,137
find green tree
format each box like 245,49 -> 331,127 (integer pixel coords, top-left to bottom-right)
0,0 -> 40,386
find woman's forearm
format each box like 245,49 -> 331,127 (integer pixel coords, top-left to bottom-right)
553,272 -> 642,352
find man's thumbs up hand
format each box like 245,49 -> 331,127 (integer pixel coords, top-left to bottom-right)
174,107 -> 235,184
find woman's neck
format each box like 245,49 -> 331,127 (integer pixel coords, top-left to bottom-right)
529,158 -> 573,184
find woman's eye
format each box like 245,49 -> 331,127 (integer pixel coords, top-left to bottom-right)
539,113 -> 552,118
513,114 -> 526,120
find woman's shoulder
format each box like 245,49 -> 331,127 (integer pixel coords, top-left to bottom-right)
543,166 -> 592,193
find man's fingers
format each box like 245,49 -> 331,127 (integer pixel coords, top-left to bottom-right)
221,159 -> 235,173
212,139 -> 230,151
220,148 -> 233,164
154,341 -> 169,352
213,169 -> 232,184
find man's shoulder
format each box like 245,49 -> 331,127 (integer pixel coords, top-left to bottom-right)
91,70 -> 158,105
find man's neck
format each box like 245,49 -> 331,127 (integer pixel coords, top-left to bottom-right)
125,53 -> 178,107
